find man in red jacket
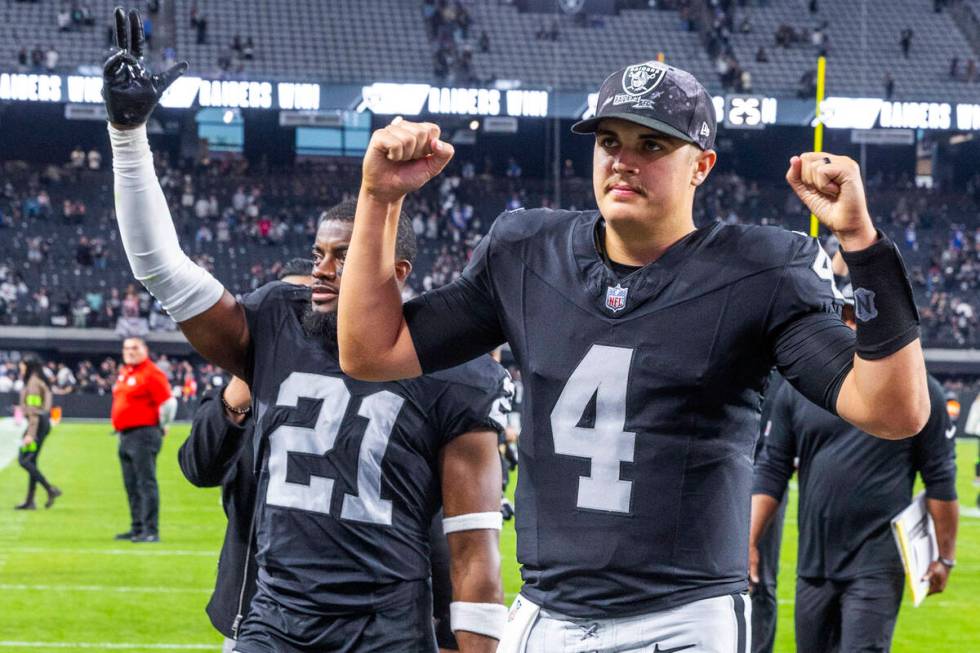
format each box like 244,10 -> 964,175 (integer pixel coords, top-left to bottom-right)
111,337 -> 175,542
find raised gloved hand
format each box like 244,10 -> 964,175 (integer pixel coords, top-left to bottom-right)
102,6 -> 188,128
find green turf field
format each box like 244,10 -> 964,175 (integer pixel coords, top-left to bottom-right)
0,420 -> 977,652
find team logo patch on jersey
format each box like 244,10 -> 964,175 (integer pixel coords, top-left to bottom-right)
605,284 -> 629,312
853,287 -> 878,322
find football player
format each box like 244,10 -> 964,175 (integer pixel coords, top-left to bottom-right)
336,61 -> 930,652
103,9 -> 510,652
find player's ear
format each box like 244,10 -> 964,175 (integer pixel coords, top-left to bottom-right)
394,260 -> 412,285
691,148 -> 717,188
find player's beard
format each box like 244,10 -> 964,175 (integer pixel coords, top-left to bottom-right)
301,305 -> 338,344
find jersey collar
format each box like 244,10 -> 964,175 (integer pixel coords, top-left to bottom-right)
572,211 -> 718,318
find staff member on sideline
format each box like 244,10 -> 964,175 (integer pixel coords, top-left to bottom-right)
751,293 -> 959,653
178,259 -> 311,652
112,337 -> 175,543
14,355 -> 61,510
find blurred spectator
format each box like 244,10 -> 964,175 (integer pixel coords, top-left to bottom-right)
57,6 -> 71,31
70,146 -> 86,169
44,46 -> 58,71
900,28 -> 913,58
884,72 -> 895,99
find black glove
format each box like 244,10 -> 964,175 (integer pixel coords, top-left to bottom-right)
102,6 -> 187,127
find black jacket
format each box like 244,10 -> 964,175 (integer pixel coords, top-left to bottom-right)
754,375 -> 957,580
178,388 -> 257,639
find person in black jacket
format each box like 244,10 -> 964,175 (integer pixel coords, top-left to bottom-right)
750,295 -> 958,653
179,381 -> 256,651
178,261 -> 311,651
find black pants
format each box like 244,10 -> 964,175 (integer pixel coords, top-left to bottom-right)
751,493 -> 787,653
795,571 -> 904,653
236,580 -> 437,653
118,426 -> 163,536
18,415 -> 52,504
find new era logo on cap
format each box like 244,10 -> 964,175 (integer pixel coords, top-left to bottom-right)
572,61 -> 716,151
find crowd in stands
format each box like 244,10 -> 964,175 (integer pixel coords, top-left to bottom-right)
0,145 -> 978,350
0,351 -> 226,400
424,0 -> 482,84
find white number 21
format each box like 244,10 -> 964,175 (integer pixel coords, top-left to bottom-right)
265,372 -> 405,526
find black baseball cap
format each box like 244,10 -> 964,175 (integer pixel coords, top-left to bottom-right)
572,61 -> 717,150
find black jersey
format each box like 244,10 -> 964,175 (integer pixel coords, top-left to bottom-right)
754,375 -> 957,580
404,208 -> 858,617
241,282 -> 510,615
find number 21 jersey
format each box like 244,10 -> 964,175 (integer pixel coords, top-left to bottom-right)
242,282 -> 510,614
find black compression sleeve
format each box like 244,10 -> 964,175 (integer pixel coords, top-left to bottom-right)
772,311 -> 855,414
840,232 -> 920,360
404,277 -> 507,374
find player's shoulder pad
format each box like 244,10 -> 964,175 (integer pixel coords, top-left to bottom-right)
241,280 -> 310,312
489,207 -> 593,245
426,354 -> 510,394
708,223 -> 815,269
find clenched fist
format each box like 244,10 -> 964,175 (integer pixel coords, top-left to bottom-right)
786,153 -> 877,251
362,118 -> 455,204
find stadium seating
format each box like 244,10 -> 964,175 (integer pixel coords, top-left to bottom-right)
171,0 -> 435,81
4,0 -> 976,103
2,0 -> 120,70
462,2 -> 720,91
723,0 -> 978,101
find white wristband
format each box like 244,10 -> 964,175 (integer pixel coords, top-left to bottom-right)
443,511 -> 502,534
109,124 -> 224,322
449,601 -> 506,639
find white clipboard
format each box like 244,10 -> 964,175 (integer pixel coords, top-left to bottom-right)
890,491 -> 937,607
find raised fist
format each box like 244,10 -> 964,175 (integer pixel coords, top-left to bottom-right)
786,152 -> 877,250
102,7 -> 188,128
362,118 -> 455,204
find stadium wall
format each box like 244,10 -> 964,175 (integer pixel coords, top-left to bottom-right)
0,391 -> 198,421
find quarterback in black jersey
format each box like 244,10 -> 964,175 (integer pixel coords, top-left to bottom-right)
103,12 -> 511,649
338,61 -> 930,652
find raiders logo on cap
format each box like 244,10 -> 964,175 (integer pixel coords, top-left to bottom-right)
621,62 -> 668,97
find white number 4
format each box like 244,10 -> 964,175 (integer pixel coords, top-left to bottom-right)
551,345 -> 636,513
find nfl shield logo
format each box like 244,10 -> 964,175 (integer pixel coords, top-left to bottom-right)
605,284 -> 628,313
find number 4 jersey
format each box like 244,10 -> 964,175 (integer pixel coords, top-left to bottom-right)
404,209 -> 859,618
241,282 -> 511,614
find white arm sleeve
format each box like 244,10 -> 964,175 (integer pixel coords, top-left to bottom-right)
109,124 -> 225,322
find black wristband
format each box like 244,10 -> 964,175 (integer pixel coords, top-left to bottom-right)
840,231 -> 920,360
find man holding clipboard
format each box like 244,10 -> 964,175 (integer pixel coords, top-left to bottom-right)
750,286 -> 959,653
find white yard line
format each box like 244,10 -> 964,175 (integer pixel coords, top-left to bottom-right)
0,643 -> 216,650
0,583 -> 210,594
1,546 -> 216,557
